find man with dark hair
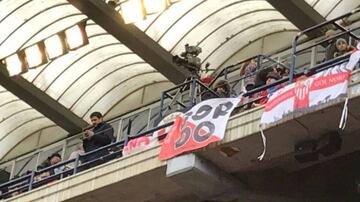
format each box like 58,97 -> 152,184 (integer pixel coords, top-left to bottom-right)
82,112 -> 114,167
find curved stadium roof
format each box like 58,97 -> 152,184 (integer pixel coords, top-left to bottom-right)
0,0 -> 357,162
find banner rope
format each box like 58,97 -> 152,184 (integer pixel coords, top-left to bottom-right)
339,97 -> 349,130
258,124 -> 267,161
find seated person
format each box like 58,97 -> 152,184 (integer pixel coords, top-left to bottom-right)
201,79 -> 231,101
333,38 -> 356,58
36,153 -> 63,182
241,59 -> 257,91
252,72 -> 281,107
275,66 -> 290,79
214,80 -> 231,97
66,144 -> 85,169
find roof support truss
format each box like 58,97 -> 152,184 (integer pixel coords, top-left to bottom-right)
266,0 -> 326,37
0,65 -> 88,134
67,0 -> 190,84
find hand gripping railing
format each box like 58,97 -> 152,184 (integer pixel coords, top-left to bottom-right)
0,121 -> 173,199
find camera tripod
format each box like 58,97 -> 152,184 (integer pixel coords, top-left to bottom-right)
159,69 -> 218,122
165,73 -> 200,112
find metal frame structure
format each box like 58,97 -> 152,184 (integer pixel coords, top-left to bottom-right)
158,78 -> 219,121
266,0 -> 326,36
290,8 -> 360,82
66,0 -> 190,84
0,121 -> 173,199
1,8 -> 359,199
0,64 -> 88,134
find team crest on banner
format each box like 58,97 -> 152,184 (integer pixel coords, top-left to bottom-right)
261,50 -> 360,125
158,97 -> 241,160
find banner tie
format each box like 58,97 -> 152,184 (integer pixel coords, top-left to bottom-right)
339,97 -> 349,130
258,125 -> 267,161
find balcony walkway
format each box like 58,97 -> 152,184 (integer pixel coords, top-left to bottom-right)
5,69 -> 360,202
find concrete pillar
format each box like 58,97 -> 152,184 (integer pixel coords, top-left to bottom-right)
166,153 -> 248,201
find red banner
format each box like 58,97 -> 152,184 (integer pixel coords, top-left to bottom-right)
158,97 -> 241,160
158,116 -> 220,160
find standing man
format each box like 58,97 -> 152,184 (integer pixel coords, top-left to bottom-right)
82,112 -> 114,168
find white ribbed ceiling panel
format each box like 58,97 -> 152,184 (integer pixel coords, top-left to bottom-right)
304,0 -> 359,20
0,0 -> 170,162
4,0 -> 353,162
135,0 -> 298,72
0,86 -> 63,161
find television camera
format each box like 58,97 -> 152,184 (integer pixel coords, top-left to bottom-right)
172,44 -> 209,76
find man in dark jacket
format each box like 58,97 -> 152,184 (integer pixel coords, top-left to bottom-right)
82,112 -> 114,168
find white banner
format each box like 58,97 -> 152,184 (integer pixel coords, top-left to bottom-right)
261,50 -> 360,125
159,96 -> 241,160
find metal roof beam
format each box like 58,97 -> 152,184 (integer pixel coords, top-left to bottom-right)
0,65 -> 88,134
67,0 -> 190,84
267,0 -> 326,37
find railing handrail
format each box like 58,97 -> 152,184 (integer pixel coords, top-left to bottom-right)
158,77 -> 220,120
1,9 -> 359,199
0,54 -> 357,200
0,173 -> 31,189
0,121 -> 174,197
209,54 -> 290,88
290,8 -> 360,82
295,26 -> 360,55
36,158 -> 75,174
297,8 -> 360,39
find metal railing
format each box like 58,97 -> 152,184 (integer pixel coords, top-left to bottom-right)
3,12 -> 358,180
1,8 -> 359,200
158,9 -> 359,114
156,54 -> 292,121
158,78 -> 219,121
290,8 -> 360,82
3,52 -> 354,199
0,122 -> 173,199
210,54 -> 290,88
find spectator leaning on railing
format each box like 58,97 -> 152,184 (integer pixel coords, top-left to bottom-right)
82,112 -> 115,167
324,29 -> 338,61
35,153 -> 63,183
241,58 -> 257,91
333,38 -> 357,58
201,79 -> 232,101
214,80 -> 232,98
252,71 -> 282,108
66,144 -> 85,169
